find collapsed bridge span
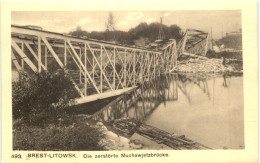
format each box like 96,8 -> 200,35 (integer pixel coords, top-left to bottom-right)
11,25 -> 208,104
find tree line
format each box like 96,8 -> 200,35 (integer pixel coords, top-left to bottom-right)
68,22 -> 183,47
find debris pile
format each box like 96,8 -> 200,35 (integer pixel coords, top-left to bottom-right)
175,57 -> 234,73
95,122 -> 143,150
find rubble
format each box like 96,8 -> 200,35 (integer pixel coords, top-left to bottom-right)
95,122 -> 144,150
174,57 -> 236,73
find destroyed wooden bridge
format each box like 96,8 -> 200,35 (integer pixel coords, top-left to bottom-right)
11,25 -> 209,104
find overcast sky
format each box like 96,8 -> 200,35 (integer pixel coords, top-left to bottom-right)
12,10 -> 241,39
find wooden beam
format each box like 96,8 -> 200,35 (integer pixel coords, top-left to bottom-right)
45,46 -> 48,69
12,26 -> 161,54
12,37 -> 81,50
24,43 -> 46,71
41,36 -> 64,68
21,43 -> 24,69
74,86 -> 137,105
11,39 -> 37,72
67,40 -> 101,94
133,50 -> 136,85
79,48 -> 82,84
64,41 -> 67,67
100,45 -> 103,93
102,47 -> 124,89
86,43 -> 113,91
38,37 -> 42,72
113,47 -> 116,89
204,34 -> 209,56
84,43 -> 87,96
11,49 -> 22,71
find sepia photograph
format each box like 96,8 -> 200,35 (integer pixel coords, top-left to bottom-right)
11,10 -> 244,151
1,1 -> 258,162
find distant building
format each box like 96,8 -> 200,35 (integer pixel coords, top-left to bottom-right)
226,28 -> 242,36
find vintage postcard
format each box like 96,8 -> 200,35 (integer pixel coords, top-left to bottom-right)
1,0 -> 258,162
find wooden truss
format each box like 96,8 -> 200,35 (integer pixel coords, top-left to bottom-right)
11,25 -> 178,103
177,29 -> 209,57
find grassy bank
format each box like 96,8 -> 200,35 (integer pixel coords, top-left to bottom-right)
13,117 -> 104,151
12,69 -> 104,150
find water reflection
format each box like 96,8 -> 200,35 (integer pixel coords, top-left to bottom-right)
92,73 -> 244,149
92,75 -> 178,122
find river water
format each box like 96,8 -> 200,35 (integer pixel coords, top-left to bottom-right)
93,73 -> 244,149
143,74 -> 244,149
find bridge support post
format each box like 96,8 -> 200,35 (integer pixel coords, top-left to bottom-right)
147,53 -> 150,80
64,41 -> 67,67
84,43 -> 87,96
124,49 -> 126,87
133,50 -> 136,85
100,45 -> 103,93
21,43 -> 24,69
204,34 -> 209,56
44,46 -> 47,70
113,47 -> 116,90
38,37 -> 41,73
181,32 -> 188,54
80,48 -> 82,84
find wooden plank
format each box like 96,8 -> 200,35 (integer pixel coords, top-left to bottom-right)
74,86 -> 137,105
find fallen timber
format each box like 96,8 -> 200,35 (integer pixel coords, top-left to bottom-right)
113,118 -> 211,150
